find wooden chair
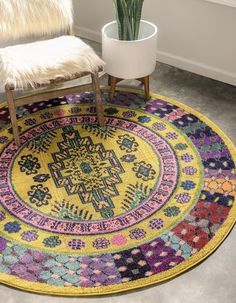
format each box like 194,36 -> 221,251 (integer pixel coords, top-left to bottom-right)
0,0 -> 105,147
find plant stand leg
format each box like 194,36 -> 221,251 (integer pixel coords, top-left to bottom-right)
109,74 -> 150,101
137,75 -> 150,100
109,75 -> 118,100
108,74 -> 111,86
5,87 -> 21,147
91,72 -> 105,127
143,75 -> 150,100
108,75 -> 124,100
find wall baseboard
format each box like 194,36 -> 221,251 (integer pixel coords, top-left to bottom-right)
75,26 -> 101,43
205,0 -> 236,8
75,25 -> 236,86
156,50 -> 236,86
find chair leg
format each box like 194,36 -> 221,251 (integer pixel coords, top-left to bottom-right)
91,72 -> 105,127
5,87 -> 21,147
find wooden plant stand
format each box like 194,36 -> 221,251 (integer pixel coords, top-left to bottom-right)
108,75 -> 150,100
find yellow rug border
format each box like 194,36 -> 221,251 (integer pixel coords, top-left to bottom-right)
0,87 -> 235,296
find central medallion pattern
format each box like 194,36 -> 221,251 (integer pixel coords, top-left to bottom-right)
4,113 -> 199,250
48,126 -> 125,219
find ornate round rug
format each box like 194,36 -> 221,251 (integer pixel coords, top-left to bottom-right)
0,88 -> 235,296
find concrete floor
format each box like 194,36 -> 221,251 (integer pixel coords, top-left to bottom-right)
0,39 -> 236,303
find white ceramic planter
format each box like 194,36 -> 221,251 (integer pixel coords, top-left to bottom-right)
102,20 -> 158,79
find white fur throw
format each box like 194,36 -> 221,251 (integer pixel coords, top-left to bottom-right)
0,36 -> 105,89
0,0 -> 73,43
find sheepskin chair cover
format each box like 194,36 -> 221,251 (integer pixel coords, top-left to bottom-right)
0,0 -> 104,89
0,36 -> 105,89
0,0 -> 73,42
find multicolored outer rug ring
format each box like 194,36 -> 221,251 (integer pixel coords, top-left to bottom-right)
0,88 -> 235,296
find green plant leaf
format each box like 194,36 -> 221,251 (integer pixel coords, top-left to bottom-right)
113,0 -> 144,40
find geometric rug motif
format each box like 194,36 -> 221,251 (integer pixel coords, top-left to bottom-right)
0,88 -> 235,296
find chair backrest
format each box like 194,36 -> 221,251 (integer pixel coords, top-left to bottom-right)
0,0 -> 73,45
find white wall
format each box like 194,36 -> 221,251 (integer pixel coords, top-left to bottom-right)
73,0 -> 236,86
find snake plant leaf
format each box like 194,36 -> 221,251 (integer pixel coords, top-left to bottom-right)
113,0 -> 144,40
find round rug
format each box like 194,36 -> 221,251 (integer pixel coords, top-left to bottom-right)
0,88 -> 235,296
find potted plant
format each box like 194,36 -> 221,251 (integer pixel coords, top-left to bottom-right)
102,0 -> 158,99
